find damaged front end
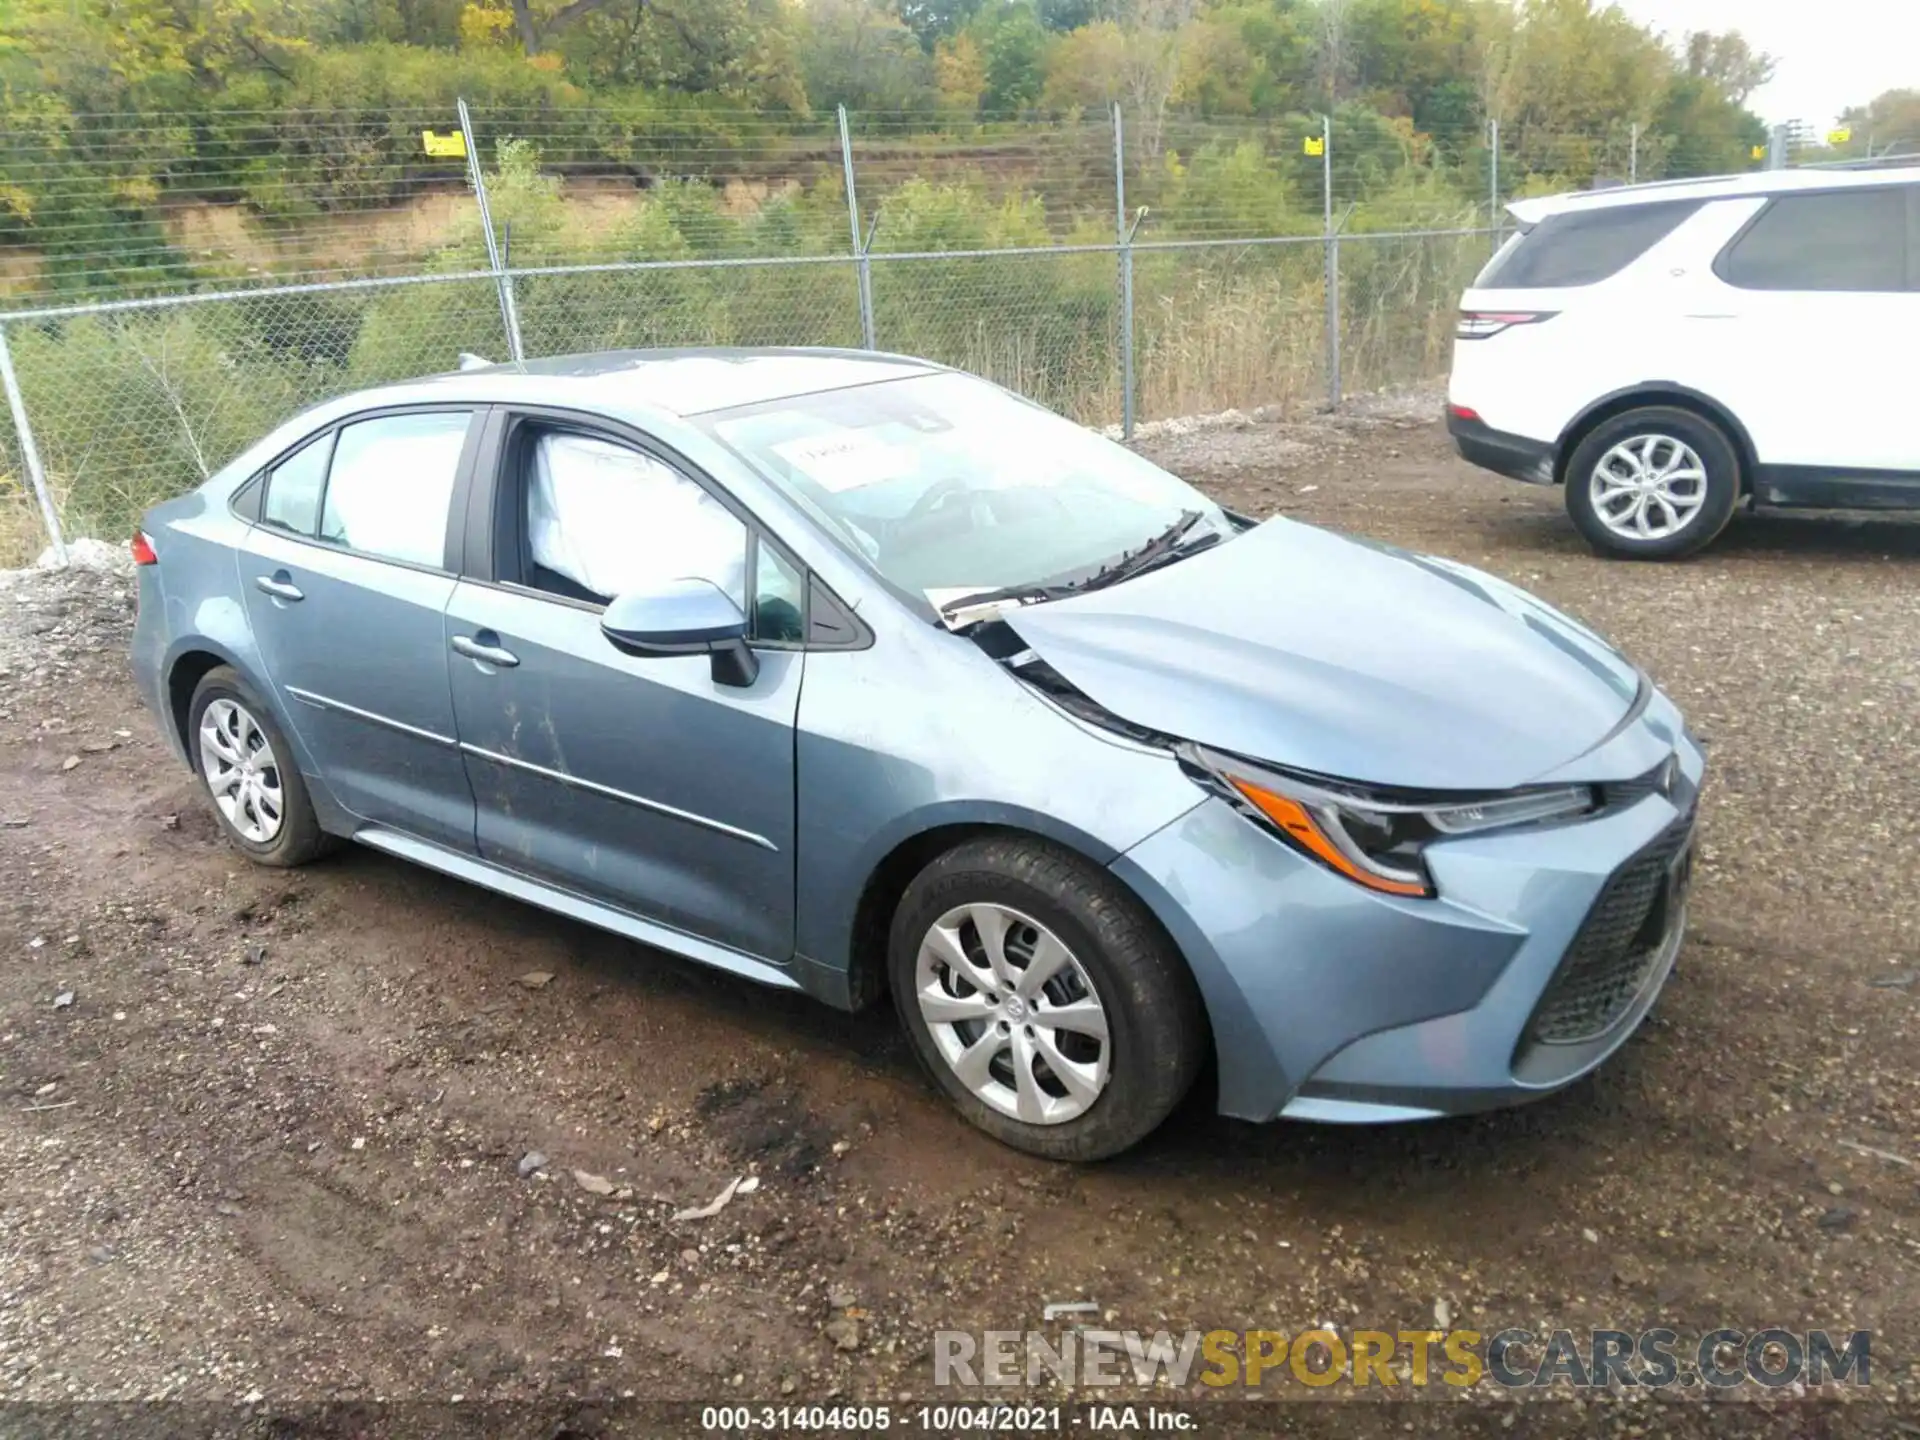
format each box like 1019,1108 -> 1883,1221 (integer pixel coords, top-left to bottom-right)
954,609 -> 1179,752
931,512 -> 1688,912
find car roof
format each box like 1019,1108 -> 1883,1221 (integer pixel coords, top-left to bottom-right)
355,346 -> 942,420
1508,160 -> 1920,227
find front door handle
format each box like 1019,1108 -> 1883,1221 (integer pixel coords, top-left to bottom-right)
452,634 -> 520,669
254,573 -> 304,602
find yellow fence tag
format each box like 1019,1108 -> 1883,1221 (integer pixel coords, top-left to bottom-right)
1303,136 -> 1324,157
422,130 -> 468,159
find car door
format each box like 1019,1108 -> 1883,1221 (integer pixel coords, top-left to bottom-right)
1701,183 -> 1920,476
443,415 -> 805,962
238,406 -> 481,852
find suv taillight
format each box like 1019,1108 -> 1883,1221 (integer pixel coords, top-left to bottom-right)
130,530 -> 158,566
1456,310 -> 1556,340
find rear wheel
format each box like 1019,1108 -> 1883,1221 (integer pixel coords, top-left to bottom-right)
188,666 -> 333,867
1564,406 -> 1740,559
889,836 -> 1204,1161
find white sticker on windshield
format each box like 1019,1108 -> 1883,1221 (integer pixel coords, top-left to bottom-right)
770,430 -> 910,493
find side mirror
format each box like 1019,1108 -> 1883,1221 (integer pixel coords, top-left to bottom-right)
601,578 -> 759,688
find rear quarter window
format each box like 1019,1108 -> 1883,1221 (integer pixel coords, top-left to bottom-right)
1477,199 -> 1703,289
1715,187 -> 1909,292
261,433 -> 333,536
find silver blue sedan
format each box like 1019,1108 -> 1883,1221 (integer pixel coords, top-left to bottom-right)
130,349 -> 1701,1160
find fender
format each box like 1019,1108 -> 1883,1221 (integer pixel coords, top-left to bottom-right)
1555,382 -> 1761,487
158,615 -> 354,837
157,596 -> 260,761
1108,836 -> 1290,1121
797,796 -> 1143,973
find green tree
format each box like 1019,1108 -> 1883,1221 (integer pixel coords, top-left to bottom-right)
1346,0 -> 1477,131
545,0 -> 805,104
1480,0 -> 1674,182
1036,0 -> 1111,30
1041,20 -> 1129,111
1180,0 -> 1314,116
973,1 -> 1049,112
892,0 -> 986,51
801,0 -> 936,114
1682,30 -> 1772,107
1835,88 -> 1920,157
934,31 -> 988,115
1650,75 -> 1764,178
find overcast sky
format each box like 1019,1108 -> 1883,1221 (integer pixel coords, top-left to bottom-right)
1615,0 -> 1918,128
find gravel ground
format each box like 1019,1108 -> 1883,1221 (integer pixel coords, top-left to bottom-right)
0,409 -> 1916,1435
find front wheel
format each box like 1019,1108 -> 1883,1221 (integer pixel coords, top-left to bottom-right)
1564,407 -> 1741,559
889,837 -> 1205,1161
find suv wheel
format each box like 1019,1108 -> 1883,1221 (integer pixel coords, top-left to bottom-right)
1564,406 -> 1740,559
889,836 -> 1205,1162
188,666 -> 335,867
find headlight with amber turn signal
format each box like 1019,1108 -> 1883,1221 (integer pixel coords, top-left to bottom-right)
1178,744 -> 1596,898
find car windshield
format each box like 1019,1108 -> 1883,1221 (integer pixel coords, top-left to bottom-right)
701,372 -> 1232,604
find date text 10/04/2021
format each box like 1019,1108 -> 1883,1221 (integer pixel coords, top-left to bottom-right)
701,1406 -> 1192,1432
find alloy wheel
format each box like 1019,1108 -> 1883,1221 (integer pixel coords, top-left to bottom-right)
199,698 -> 285,844
1589,434 -> 1709,540
914,902 -> 1111,1125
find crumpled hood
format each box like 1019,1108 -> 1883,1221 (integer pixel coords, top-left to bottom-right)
1004,518 -> 1645,791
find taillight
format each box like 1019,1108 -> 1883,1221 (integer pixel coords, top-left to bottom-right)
1456,310 -> 1556,340
130,530 -> 158,566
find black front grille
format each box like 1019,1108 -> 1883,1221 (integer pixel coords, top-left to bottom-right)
1528,822 -> 1691,1045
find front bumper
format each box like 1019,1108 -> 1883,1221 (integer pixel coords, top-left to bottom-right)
1447,409 -> 1556,487
1111,695 -> 1703,1124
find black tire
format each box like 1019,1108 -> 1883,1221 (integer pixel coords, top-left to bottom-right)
888,836 -> 1205,1162
187,666 -> 335,867
1564,406 -> 1741,559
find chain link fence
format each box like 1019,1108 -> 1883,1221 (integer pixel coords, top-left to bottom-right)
3,102 -> 1607,564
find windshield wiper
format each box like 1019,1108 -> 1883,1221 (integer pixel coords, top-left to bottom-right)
935,577 -> 1080,621
935,510 -> 1224,623
1075,509 -> 1221,593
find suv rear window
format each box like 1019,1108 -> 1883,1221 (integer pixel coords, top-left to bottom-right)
1716,187 -> 1909,292
1476,199 -> 1702,289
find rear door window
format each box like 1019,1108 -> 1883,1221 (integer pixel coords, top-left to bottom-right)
1716,187 -> 1909,292
1477,200 -> 1702,288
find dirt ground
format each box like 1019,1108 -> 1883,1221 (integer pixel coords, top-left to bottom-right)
1,406 -> 1916,1433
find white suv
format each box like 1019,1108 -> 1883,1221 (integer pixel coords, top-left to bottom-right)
1447,163 -> 1919,557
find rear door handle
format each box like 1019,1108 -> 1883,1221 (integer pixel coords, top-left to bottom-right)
452,634 -> 520,669
254,574 -> 304,602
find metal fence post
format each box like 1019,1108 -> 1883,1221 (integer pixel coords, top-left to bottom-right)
1629,122 -> 1639,183
1488,117 -> 1501,248
837,106 -> 877,351
458,97 -> 524,362
1112,103 -> 1136,441
1767,122 -> 1790,170
0,320 -> 67,564
1322,114 -> 1341,411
